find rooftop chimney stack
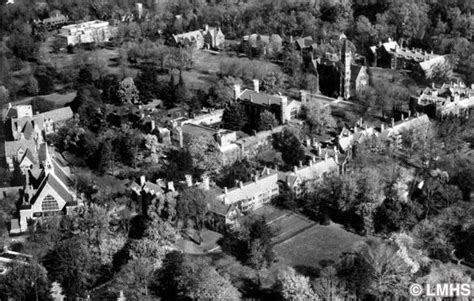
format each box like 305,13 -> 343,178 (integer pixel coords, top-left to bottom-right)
185,174 -> 192,187
140,175 -> 146,187
294,166 -> 298,172
381,123 -> 385,132
234,84 -> 241,100
167,181 -> 175,192
391,118 -> 395,128
253,79 -> 260,93
299,161 -> 303,168
239,181 -> 244,189
202,175 -> 210,190
224,187 -> 228,194
300,90 -> 308,104
325,152 -> 329,161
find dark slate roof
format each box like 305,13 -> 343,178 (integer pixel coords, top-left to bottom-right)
22,149 -> 37,165
52,159 -> 73,187
295,36 -> 314,49
29,174 -> 74,208
239,90 -> 283,106
22,121 -> 34,140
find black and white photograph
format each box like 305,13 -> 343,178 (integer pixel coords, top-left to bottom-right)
0,0 -> 473,299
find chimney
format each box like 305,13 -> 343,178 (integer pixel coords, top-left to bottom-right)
140,175 -> 146,186
311,155 -> 316,163
224,187 -> 228,194
294,166 -> 298,172
354,125 -> 358,133
408,110 -> 411,118
325,152 -> 329,161
335,153 -> 339,164
254,174 -> 258,182
401,114 -> 405,121
266,168 -> 270,175
239,181 -> 244,189
391,118 -> 395,128
333,146 -> 338,155
201,175 -> 210,190
204,24 -> 209,32
300,90 -> 307,103
381,123 -> 385,132
185,174 -> 192,187
299,160 -> 303,168
306,138 -> 311,147
253,79 -> 260,93
233,84 -> 241,100
167,181 -> 175,192
117,290 -> 126,301
318,145 -> 322,156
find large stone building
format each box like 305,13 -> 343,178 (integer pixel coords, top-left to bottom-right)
234,79 -> 302,125
3,105 -> 73,171
172,25 -> 225,50
58,20 -> 117,46
369,38 -> 447,77
11,145 -> 81,233
416,82 -> 474,118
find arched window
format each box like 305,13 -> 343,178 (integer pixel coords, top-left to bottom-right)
42,195 -> 59,211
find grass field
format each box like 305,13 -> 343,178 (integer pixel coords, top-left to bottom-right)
274,222 -> 365,276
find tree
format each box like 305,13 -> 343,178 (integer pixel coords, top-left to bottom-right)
135,66 -> 161,104
302,73 -> 319,95
186,134 -> 223,177
117,77 -> 140,104
274,267 -> 316,300
207,76 -> 242,108
258,111 -> 278,131
43,237 -> 99,298
0,86 -> 10,104
25,76 -> 39,96
75,67 -> 94,88
0,262 -> 51,301
217,158 -> 257,188
222,102 -> 248,131
261,72 -> 285,94
273,128 -> 305,168
339,240 -> 412,299
30,96 -> 54,113
301,100 -> 336,136
100,74 -> 119,104
177,187 -> 213,239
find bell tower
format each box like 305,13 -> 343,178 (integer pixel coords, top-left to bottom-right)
340,38 -> 351,99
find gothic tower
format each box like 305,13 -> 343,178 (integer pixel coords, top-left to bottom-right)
340,38 -> 351,99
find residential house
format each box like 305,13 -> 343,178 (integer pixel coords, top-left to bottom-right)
58,20 -> 117,46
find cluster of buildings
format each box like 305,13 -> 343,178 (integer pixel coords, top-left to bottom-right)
2,104 -> 81,233
58,20 -> 118,46
131,109 -> 433,232
294,35 -> 369,99
369,38 -> 448,78
172,24 -> 225,50
170,79 -> 303,165
415,81 -> 474,118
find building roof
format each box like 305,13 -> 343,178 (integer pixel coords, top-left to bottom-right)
40,107 -> 74,123
29,174 -> 74,207
217,169 -> 279,205
173,30 -> 203,44
4,140 -> 37,157
295,36 -> 314,49
239,90 -> 284,106
22,121 -> 35,140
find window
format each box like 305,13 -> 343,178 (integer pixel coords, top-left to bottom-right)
41,195 -> 59,211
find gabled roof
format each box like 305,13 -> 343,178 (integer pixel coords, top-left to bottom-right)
4,140 -> 37,157
52,159 -> 73,187
22,121 -> 35,140
295,36 -> 314,49
21,149 -> 37,166
217,169 -> 279,205
239,90 -> 283,106
39,107 -> 73,123
29,174 -> 74,208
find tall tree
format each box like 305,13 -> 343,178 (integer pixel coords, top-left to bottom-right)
274,267 -> 316,300
222,102 -> 248,131
117,77 -> 140,104
273,128 -> 305,168
301,100 -> 336,136
258,111 -> 278,131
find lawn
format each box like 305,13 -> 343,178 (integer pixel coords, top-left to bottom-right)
176,229 -> 223,254
274,222 -> 366,276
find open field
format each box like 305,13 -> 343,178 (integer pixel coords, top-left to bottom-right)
274,223 -> 366,276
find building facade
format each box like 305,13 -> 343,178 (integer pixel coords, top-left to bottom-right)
59,20 -> 117,46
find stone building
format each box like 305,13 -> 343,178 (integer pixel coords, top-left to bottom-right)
58,20 -> 117,46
